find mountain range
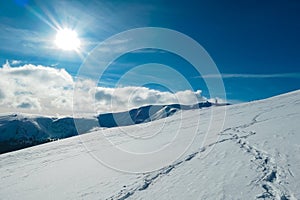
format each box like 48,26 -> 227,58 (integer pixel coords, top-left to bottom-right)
0,101 -> 220,154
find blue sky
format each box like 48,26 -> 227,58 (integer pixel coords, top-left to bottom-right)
0,0 -> 299,104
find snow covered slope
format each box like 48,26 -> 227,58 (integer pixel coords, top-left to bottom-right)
0,101 -> 214,154
0,114 -> 99,154
0,90 -> 299,199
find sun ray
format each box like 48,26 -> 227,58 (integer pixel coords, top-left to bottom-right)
24,3 -> 86,56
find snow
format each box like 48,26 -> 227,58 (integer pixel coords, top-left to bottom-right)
0,114 -> 99,154
0,102 -> 213,154
0,90 -> 299,199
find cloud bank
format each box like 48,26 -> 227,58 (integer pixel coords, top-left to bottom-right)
0,62 -> 206,115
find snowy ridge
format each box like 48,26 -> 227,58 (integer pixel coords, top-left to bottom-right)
0,90 -> 299,199
97,101 -> 213,127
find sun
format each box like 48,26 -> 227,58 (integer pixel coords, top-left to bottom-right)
55,28 -> 80,51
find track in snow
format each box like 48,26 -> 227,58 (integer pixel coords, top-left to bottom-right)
108,111 -> 296,200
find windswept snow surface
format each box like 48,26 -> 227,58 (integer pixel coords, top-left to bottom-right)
0,90 -> 300,199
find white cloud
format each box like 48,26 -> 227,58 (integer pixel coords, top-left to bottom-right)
0,63 -> 73,115
10,60 -> 22,65
0,63 -> 207,115
201,73 -> 300,79
92,87 -> 205,113
95,39 -> 130,53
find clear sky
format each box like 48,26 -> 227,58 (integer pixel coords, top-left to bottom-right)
0,0 -> 299,109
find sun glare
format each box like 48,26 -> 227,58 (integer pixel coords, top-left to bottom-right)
55,28 -> 80,51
